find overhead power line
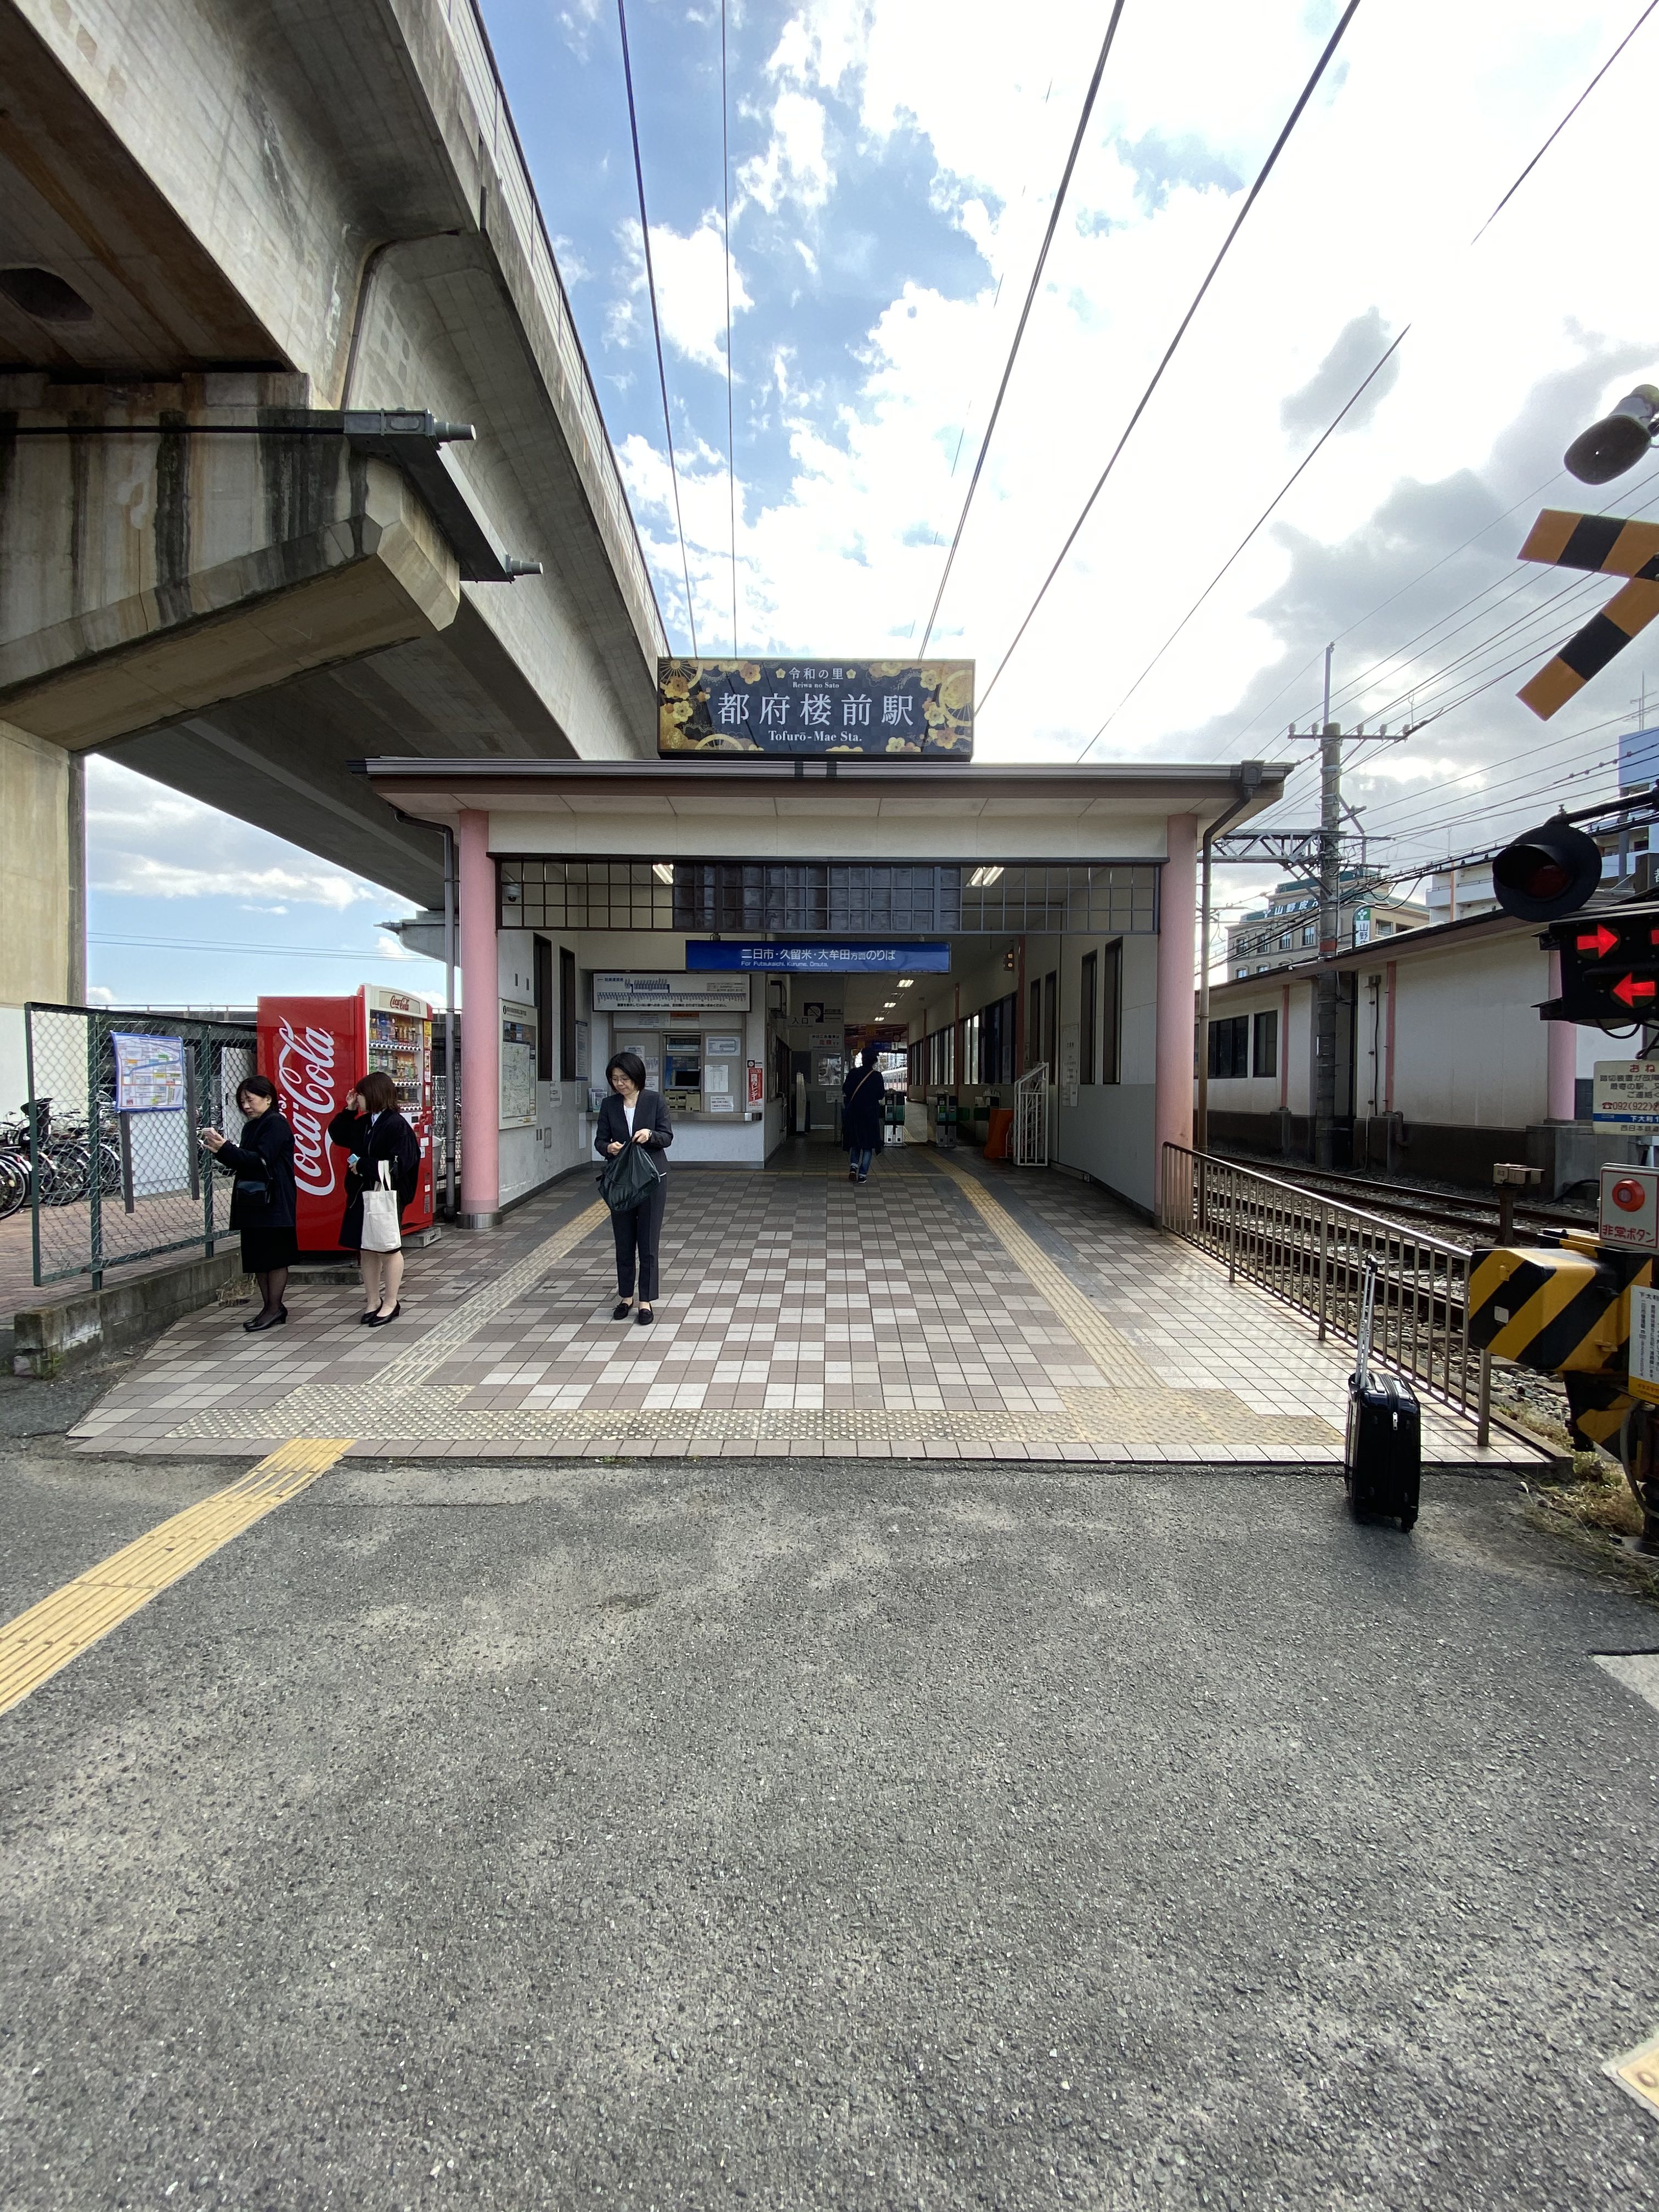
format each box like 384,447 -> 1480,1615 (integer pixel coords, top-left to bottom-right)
1471,0 -> 1659,244
1167,11 -> 1659,776
916,0 -> 1130,657
978,0 -> 1364,712
1077,320 -> 1411,759
720,0 -> 739,654
617,0 -> 698,656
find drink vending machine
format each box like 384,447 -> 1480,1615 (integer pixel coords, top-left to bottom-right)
257,986 -> 437,1252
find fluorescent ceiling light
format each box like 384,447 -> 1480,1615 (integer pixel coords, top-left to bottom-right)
969,865 -> 1003,887
896,978 -> 913,989
652,862 -> 674,884
883,1001 -> 896,1009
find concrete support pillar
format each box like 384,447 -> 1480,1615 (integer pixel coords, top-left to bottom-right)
458,809 -> 501,1227
0,719 -> 81,1007
1155,812 -> 1198,1219
1546,949 -> 1577,1122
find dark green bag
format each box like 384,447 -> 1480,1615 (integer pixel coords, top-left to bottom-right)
599,1137 -> 665,1213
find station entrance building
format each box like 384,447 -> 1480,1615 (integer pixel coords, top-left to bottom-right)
360,757 -> 1286,1225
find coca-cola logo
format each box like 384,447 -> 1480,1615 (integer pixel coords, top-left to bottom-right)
275,1019 -> 339,1199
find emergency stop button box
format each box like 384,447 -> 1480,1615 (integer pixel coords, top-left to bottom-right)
1599,1164 -> 1659,1249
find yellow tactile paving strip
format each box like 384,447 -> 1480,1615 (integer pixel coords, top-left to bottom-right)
0,1437 -> 351,1717
925,1153 -> 1162,1388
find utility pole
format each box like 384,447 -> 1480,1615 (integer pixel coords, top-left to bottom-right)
1315,643 -> 1341,1169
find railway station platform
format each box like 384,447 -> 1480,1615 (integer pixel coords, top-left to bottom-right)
63,1150 -> 1545,1469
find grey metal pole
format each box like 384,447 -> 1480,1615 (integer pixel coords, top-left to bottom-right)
1314,643 -> 1340,1169
443,823 -> 457,1222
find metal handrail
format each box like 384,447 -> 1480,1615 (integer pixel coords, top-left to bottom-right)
1014,1063 -> 1049,1166
1160,1142 -> 1478,1417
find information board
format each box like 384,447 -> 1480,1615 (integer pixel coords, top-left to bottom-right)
112,1032 -> 187,1113
1594,1059 -> 1659,1125
500,1001 -> 537,1128
658,658 -> 973,758
591,972 -> 751,1014
1632,1284 -> 1659,1405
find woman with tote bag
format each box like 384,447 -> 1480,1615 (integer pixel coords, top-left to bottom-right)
328,1069 -> 422,1327
593,1050 -> 672,1325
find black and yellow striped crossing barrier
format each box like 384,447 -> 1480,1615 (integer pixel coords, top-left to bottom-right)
1516,509 -> 1659,719
1468,1239 -> 1653,1451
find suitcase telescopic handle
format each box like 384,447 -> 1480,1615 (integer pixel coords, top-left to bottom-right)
1357,1255 -> 1378,1390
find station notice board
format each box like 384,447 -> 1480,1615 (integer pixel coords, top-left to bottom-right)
1594,1059 -> 1659,1125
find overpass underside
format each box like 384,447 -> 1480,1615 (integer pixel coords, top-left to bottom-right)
0,0 -> 668,1007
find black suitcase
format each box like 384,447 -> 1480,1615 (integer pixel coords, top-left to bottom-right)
1345,1257 -> 1421,1530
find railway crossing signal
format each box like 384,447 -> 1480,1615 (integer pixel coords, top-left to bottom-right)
1539,904 -> 1659,1024
1490,816 -> 1602,922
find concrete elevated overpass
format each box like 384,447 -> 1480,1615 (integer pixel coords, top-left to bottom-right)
0,0 -> 666,1006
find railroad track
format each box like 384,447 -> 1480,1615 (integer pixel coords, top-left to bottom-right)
1212,1158 -> 1594,1248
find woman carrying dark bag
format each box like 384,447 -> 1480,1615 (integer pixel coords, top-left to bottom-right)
328,1068 -> 421,1328
842,1043 -> 885,1183
199,1074 -> 298,1333
594,1050 -> 672,1325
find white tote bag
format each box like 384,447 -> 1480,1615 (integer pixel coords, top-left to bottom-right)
359,1157 -> 402,1252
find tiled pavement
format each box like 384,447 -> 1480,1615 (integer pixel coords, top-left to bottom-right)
65,1147 -> 1545,1467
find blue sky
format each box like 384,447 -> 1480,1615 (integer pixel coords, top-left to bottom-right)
86,0 -> 1659,1002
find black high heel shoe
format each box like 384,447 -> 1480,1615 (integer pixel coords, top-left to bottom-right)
244,1308 -> 288,1333
364,1301 -> 401,1329
358,1300 -> 384,1326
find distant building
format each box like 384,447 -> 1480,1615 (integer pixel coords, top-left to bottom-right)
1423,864 -> 1498,927
1225,872 -> 1428,982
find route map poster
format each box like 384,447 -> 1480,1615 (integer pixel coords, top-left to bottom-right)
111,1032 -> 187,1113
658,658 -> 973,758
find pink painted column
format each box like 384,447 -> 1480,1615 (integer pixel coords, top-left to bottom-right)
458,808 -> 501,1226
1155,812 -> 1198,1217
1546,948 -> 1576,1121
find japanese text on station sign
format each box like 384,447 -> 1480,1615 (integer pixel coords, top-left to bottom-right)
658,658 -> 973,758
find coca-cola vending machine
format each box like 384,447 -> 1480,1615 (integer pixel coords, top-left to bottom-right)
257,986 -> 436,1252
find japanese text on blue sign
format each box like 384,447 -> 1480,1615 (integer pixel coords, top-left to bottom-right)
686,941 -> 951,973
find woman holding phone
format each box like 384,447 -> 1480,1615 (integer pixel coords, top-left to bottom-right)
328,1069 -> 422,1327
200,1074 -> 297,1331
593,1050 -> 672,1324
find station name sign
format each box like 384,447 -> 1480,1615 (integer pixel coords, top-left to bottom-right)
686,941 -> 950,973
591,972 -> 752,1013
658,658 -> 973,759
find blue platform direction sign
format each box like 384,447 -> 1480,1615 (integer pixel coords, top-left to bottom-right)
686,941 -> 950,973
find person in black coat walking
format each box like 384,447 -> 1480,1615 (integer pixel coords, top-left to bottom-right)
593,1049 -> 672,1324
328,1068 -> 422,1328
842,1044 -> 885,1183
200,1073 -> 298,1332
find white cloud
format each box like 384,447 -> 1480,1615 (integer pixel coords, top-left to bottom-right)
619,0 -> 1659,882
738,88 -> 832,214
87,758 -> 397,910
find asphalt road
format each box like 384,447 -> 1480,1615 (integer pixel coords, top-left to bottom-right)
2,1442 -> 1657,2211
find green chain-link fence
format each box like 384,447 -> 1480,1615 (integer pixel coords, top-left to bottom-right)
18,1005 -> 257,1288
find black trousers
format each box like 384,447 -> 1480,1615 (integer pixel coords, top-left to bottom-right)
611,1177 -> 667,1301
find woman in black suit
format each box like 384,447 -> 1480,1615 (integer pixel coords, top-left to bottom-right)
328,1067 -> 422,1328
200,1073 -> 298,1333
593,1049 -> 672,1325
